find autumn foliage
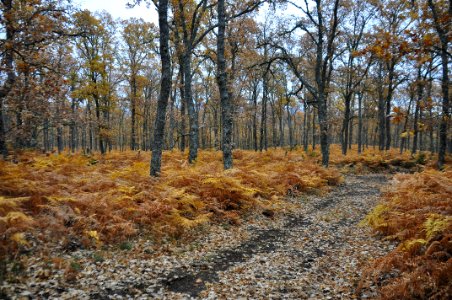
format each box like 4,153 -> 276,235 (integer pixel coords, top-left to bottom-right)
0,149 -> 341,258
329,145 -> 433,173
360,169 -> 452,299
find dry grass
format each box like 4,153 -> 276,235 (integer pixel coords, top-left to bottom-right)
360,169 -> 452,299
0,149 -> 342,258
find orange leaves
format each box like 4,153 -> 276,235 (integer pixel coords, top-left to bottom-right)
0,149 -> 341,258
392,106 -> 405,124
362,169 -> 452,298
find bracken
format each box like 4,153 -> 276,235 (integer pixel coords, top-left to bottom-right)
360,169 -> 452,299
0,149 -> 342,258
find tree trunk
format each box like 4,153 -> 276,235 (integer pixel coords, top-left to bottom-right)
303,102 -> 308,152
427,0 -> 450,169
150,0 -> 171,176
178,65 -> 186,152
260,67 -> 268,151
377,65 -> 386,150
252,82 -> 258,151
358,92 -> 363,154
131,75 -> 137,150
341,94 -> 351,155
0,98 -> 7,158
412,69 -> 423,155
312,107 -> 316,150
169,89 -> 176,150
183,54 -> 199,163
318,96 -> 329,166
216,0 -> 233,169
279,104 -> 284,147
349,97 -> 354,150
0,0 -> 14,158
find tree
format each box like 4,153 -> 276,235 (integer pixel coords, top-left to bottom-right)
73,10 -> 117,154
270,0 -> 341,166
216,0 -> 233,169
425,0 -> 450,169
369,0 -> 412,150
336,0 -> 373,155
0,0 -> 72,157
120,18 -> 155,150
150,0 -> 171,176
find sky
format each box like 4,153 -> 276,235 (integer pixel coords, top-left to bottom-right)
76,0 -> 158,23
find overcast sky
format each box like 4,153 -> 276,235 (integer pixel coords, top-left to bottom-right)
76,0 -> 158,23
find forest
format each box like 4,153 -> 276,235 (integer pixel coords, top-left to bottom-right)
0,0 -> 451,299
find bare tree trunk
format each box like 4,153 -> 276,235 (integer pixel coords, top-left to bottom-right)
178,66 -> 186,152
318,97 -> 329,166
252,82 -> 258,151
216,0 -> 233,169
169,89 -> 176,150
0,0 -> 14,158
312,107 -> 316,150
400,90 -> 414,153
412,68 -> 423,155
358,92 -> 363,154
130,75 -> 137,150
341,94 -> 351,155
260,64 -> 268,151
270,100 -> 277,148
303,102 -> 308,152
428,0 -> 450,169
349,97 -> 354,150
286,102 -> 294,150
183,55 -> 199,163
150,0 -> 171,176
279,104 -> 284,147
377,64 -> 386,150
0,100 -> 6,158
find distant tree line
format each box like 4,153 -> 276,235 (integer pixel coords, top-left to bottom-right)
0,0 -> 450,173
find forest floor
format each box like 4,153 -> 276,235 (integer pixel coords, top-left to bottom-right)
1,173 -> 396,299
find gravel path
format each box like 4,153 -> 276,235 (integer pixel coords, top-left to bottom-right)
1,174 -> 395,299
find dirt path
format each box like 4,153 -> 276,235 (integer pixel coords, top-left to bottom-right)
1,174 -> 395,299
161,174 -> 393,299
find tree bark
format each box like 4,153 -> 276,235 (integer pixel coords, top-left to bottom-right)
216,0 -> 233,169
150,0 -> 171,176
252,81 -> 258,151
428,0 -> 450,169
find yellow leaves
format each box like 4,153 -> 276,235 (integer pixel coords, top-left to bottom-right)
400,131 -> 415,138
117,186 -> 136,195
399,238 -> 427,252
46,196 -> 76,204
170,210 -> 212,229
86,230 -> 99,241
0,212 -> 33,226
110,161 -> 148,179
424,214 -> 451,240
10,233 -> 30,247
422,33 -> 435,47
0,196 -> 30,214
361,204 -> 388,230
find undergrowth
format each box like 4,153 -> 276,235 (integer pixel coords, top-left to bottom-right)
360,169 -> 452,299
329,145 -> 435,173
0,149 -> 342,258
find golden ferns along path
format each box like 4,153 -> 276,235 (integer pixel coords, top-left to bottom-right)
1,174 -> 395,299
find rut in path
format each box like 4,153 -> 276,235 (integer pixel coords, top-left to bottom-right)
162,174 -> 390,298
